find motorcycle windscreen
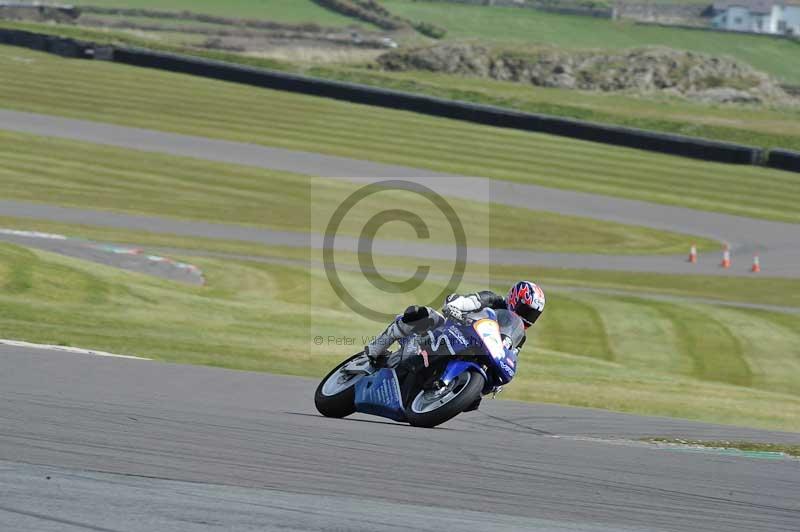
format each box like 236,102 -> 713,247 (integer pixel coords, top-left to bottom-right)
474,312 -> 519,383
496,309 -> 525,349
354,368 -> 407,422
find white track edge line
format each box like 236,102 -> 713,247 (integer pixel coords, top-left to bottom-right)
0,339 -> 151,360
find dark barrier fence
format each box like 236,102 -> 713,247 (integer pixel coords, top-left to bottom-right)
112,47 -> 763,165
0,28 -> 770,168
766,149 -> 800,173
0,28 -> 93,58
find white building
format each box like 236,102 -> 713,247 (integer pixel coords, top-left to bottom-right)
769,3 -> 800,33
712,1 -> 800,34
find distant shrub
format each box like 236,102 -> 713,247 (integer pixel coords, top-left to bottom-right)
352,0 -> 396,19
311,0 -> 407,30
315,0 -> 447,38
412,21 -> 447,39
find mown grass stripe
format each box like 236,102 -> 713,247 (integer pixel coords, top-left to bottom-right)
588,294 -> 691,375
1,75 -> 780,191
2,71 -> 796,188
708,307 -> 800,396
655,303 -> 752,387
1,129 -> 718,254
10,122 -> 794,211
531,292 -> 613,361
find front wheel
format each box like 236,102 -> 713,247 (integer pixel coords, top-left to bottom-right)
406,369 -> 485,428
314,353 -> 370,418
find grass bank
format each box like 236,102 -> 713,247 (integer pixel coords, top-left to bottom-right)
71,0 -> 363,27
1,45 -> 798,224
315,67 -> 800,152
382,0 -> 800,84
643,439 -> 800,456
5,19 -> 800,153
1,241 -> 798,432
1,214 -> 799,308
0,129 -> 715,255
64,0 -> 800,84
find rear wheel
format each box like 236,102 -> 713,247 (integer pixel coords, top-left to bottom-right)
314,353 -> 370,418
406,369 -> 485,428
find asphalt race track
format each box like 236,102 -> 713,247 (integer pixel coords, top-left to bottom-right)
2,345 -> 799,532
0,230 -> 204,285
1,110 -> 799,277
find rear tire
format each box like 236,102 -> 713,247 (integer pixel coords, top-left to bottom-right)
314,353 -> 365,418
406,369 -> 485,428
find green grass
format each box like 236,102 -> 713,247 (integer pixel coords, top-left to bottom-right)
2,214 -> 800,309
643,439 -> 800,456
314,67 -> 800,152
65,0 -> 800,84
507,350 -> 800,432
526,290 -> 800,396
2,14 -> 799,434
71,0 -> 364,27
2,241 -> 799,431
491,264 -> 800,308
382,0 -> 800,84
0,129 -> 716,255
7,18 -> 800,152
0,20 -> 299,70
1,45 -> 799,224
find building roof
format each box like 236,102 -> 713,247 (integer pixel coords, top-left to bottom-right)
713,0 -> 800,13
713,0 -> 773,14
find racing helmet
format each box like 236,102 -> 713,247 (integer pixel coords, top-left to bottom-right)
506,281 -> 545,328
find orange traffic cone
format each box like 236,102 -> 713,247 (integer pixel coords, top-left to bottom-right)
721,247 -> 731,269
688,244 -> 698,264
751,254 -> 761,273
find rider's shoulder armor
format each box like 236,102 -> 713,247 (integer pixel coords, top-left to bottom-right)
476,290 -> 508,310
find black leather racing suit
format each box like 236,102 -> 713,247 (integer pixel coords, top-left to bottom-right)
365,291 -> 515,358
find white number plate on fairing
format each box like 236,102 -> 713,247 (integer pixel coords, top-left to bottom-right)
473,319 -> 505,360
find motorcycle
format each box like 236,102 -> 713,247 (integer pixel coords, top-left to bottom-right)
314,308 -> 524,428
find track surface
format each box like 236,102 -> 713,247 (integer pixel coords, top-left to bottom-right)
1,110 -> 799,277
0,230 -> 204,284
2,346 -> 798,532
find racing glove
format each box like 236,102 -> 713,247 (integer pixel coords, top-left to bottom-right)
442,293 -> 483,322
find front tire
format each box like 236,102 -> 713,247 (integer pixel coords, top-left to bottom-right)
406,369 -> 485,428
314,353 -> 367,418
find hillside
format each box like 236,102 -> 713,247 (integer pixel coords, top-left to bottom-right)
381,0 -> 800,84
4,0 -> 800,150
2,44 -> 798,223
54,0 -> 800,84
68,0 -> 362,26
378,43 -> 793,104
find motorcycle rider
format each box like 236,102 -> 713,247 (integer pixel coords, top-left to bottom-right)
365,280 -> 545,363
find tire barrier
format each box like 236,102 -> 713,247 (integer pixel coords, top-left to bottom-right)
766,149 -> 800,173
0,28 -> 780,170
0,28 -> 93,58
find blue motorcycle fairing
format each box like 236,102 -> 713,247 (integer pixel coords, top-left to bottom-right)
440,359 -> 489,392
493,349 -> 516,384
354,368 -> 407,422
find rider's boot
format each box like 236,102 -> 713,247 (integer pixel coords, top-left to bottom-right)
364,318 -> 411,365
365,306 -> 442,366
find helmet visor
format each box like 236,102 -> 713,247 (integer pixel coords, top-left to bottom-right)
516,306 -> 541,328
